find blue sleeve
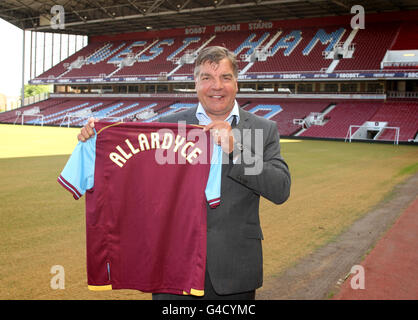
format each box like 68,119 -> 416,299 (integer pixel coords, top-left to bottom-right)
57,132 -> 96,199
205,144 -> 222,208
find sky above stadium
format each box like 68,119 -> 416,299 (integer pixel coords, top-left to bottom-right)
0,18 -> 86,99
0,18 -> 23,97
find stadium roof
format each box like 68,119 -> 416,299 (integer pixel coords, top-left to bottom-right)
1,0 -> 418,36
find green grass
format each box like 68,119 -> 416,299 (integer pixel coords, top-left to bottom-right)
397,161 -> 418,176
0,124 -> 79,159
260,140 -> 418,281
0,124 -> 417,299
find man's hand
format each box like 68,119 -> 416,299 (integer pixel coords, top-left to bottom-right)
77,117 -> 97,142
204,120 -> 234,154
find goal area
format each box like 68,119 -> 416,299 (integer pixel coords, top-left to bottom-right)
345,123 -> 400,145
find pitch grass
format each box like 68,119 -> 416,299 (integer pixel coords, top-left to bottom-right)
0,124 -> 80,158
0,124 -> 417,299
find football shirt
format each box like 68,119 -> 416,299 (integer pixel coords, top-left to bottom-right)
58,121 -> 222,295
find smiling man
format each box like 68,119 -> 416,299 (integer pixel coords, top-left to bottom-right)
193,47 -> 239,155
195,51 -> 238,120
153,46 -> 291,300
77,46 -> 291,300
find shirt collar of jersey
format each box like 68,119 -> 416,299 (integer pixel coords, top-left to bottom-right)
196,100 -> 240,126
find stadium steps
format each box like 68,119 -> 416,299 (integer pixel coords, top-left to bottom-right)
54,42 -> 112,79
293,103 -> 336,136
240,31 -> 282,74
144,103 -> 196,123
27,101 -> 92,125
371,101 -> 418,141
106,40 -> 158,77
299,101 -> 383,139
62,102 -> 104,126
120,103 -> 159,121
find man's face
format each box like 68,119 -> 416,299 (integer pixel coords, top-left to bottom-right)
195,58 -> 238,120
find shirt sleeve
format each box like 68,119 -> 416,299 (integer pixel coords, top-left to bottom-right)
205,143 -> 222,208
57,132 -> 97,200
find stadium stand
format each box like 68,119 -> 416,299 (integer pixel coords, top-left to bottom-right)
381,21 -> 418,70
38,42 -> 106,79
240,98 -> 332,136
333,23 -> 399,72
58,41 -> 127,79
0,97 -> 197,126
33,20 -> 403,81
5,96 -> 416,143
172,31 -> 269,76
2,11 -> 417,144
371,101 -> 418,141
389,21 -> 418,51
299,101 -> 383,139
245,26 -> 345,74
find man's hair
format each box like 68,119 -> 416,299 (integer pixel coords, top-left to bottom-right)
194,46 -> 238,79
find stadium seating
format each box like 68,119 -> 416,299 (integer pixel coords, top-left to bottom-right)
389,21 -> 418,51
4,17 -> 416,143
381,21 -> 418,70
299,101 -> 383,139
0,98 -> 194,126
32,19 -> 409,82
239,98 -> 332,136
113,38 -> 177,77
247,26 -> 345,74
1,97 -> 417,142
334,23 -> 399,72
62,41 -> 127,78
371,101 -> 418,141
37,42 -> 105,79
173,31 -> 267,76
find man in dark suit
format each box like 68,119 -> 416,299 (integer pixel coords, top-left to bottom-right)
78,46 -> 291,300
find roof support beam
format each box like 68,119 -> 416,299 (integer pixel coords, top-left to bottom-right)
330,0 -> 349,10
179,0 -> 192,11
146,0 -> 166,14
26,0 -> 305,31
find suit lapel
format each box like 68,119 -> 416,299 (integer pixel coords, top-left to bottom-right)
236,108 -> 251,130
235,108 -> 252,146
184,106 -> 199,125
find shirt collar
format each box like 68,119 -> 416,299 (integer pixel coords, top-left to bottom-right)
196,100 -> 240,126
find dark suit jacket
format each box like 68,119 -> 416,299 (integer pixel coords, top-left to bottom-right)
160,106 -> 291,295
